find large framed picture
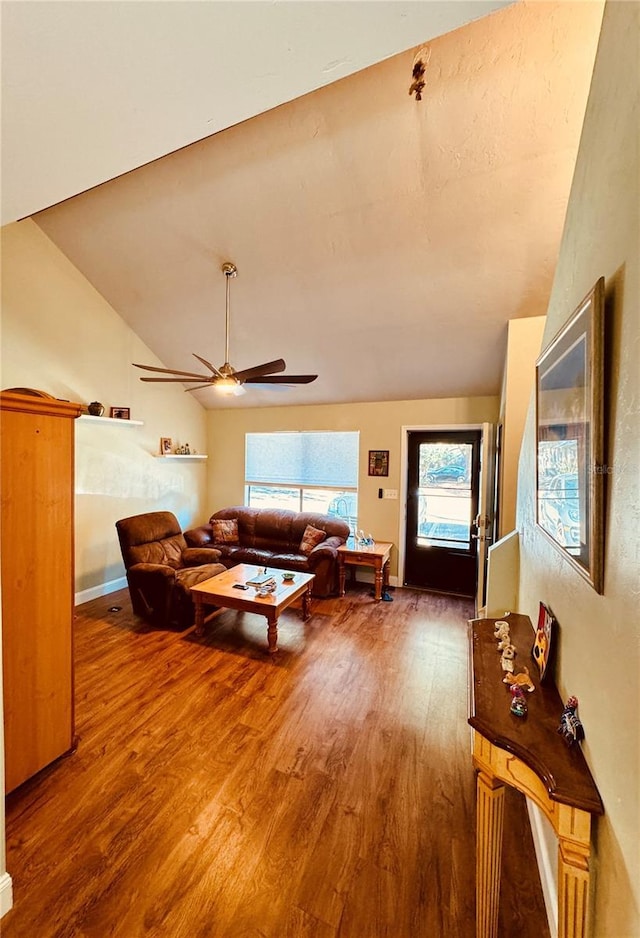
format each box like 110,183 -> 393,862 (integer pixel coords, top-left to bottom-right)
535,277 -> 605,593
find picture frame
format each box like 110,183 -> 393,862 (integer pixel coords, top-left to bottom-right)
535,277 -> 605,593
532,601 -> 556,683
110,406 -> 131,420
160,437 -> 172,455
368,450 -> 389,477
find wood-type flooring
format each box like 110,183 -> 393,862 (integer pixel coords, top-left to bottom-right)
2,584 -> 550,938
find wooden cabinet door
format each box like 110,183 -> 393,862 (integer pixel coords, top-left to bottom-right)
1,394 -> 79,792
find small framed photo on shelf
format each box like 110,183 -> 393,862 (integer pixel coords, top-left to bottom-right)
160,437 -> 172,455
532,601 -> 556,683
110,406 -> 130,420
368,450 -> 389,477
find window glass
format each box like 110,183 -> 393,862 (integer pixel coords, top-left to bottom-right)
417,442 -> 473,549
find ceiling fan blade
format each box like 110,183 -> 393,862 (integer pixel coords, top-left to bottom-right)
192,353 -> 223,378
233,359 -> 287,382
244,374 -> 318,385
133,362 -> 209,379
139,376 -> 213,383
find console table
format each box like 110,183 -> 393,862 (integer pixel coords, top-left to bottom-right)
468,614 -> 603,938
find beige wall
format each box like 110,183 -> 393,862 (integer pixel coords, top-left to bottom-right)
499,316 -> 546,537
0,220 -> 209,594
516,3 -> 639,935
207,395 -> 499,578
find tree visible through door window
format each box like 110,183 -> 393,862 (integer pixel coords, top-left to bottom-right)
417,442 -> 474,549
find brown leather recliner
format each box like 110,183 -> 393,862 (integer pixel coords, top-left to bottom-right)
115,511 -> 226,628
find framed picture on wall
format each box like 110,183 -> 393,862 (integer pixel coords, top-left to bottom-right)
368,450 -> 389,477
535,277 -> 605,593
532,601 -> 556,683
110,406 -> 131,420
160,437 -> 172,455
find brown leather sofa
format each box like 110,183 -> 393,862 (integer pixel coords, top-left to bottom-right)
116,511 -> 226,628
184,506 -> 350,597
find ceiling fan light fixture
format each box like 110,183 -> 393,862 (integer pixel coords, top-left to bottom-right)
214,377 -> 246,396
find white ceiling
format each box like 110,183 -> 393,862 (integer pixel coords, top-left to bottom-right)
2,1 -> 603,409
1,0 -> 509,224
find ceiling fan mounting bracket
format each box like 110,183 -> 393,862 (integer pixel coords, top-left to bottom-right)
222,262 -> 237,278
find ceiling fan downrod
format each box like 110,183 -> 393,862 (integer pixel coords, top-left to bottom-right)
222,261 -> 237,374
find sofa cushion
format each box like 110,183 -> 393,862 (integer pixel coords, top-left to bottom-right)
211,518 -> 239,545
299,524 -> 327,555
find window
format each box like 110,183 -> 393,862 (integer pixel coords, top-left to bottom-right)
245,431 -> 359,531
416,441 -> 474,549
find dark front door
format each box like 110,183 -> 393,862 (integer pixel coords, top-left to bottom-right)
404,430 -> 481,597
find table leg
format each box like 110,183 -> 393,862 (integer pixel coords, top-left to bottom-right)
476,767 -> 505,938
374,559 -> 383,601
301,582 -> 312,621
338,558 -> 346,597
558,835 -> 591,938
266,612 -> 279,654
193,596 -> 206,637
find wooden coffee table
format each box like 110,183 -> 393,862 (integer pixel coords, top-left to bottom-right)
190,564 -> 315,654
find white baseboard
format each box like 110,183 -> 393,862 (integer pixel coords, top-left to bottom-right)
0,871 -> 13,918
75,576 -> 127,606
527,800 -> 558,938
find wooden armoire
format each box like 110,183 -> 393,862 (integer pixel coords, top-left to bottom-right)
1,390 -> 82,793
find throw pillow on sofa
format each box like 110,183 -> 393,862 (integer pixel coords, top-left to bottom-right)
211,518 -> 239,545
299,524 -> 326,555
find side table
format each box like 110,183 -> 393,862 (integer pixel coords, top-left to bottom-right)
337,541 -> 393,601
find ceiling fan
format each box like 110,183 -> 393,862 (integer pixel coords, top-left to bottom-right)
133,262 -> 317,396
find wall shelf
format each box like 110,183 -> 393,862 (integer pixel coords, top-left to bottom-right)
156,454 -> 207,460
79,414 -> 144,426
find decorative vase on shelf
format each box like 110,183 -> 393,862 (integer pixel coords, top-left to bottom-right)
88,401 -> 105,416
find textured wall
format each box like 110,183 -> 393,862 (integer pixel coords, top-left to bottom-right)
0,220 -> 209,594
516,3 -> 639,934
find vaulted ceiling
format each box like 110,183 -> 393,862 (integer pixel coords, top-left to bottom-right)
2,1 -> 603,408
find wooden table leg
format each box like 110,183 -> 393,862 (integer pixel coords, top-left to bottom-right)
301,582 -> 313,621
266,612 -> 279,655
193,596 -> 206,637
557,829 -> 592,938
476,767 -> 505,938
373,558 -> 383,601
338,557 -> 346,597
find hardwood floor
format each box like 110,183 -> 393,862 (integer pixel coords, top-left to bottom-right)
3,585 -> 550,938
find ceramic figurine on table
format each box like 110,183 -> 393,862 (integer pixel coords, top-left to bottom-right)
503,667 -> 535,692
509,684 -> 528,717
558,696 -> 584,745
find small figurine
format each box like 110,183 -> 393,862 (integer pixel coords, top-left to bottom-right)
510,685 -> 528,717
558,696 -> 584,746
494,621 -> 510,643
503,667 -> 535,692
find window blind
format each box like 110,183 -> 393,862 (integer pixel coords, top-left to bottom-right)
245,431 -> 359,488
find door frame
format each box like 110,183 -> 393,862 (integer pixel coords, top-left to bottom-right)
398,423 -> 495,608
